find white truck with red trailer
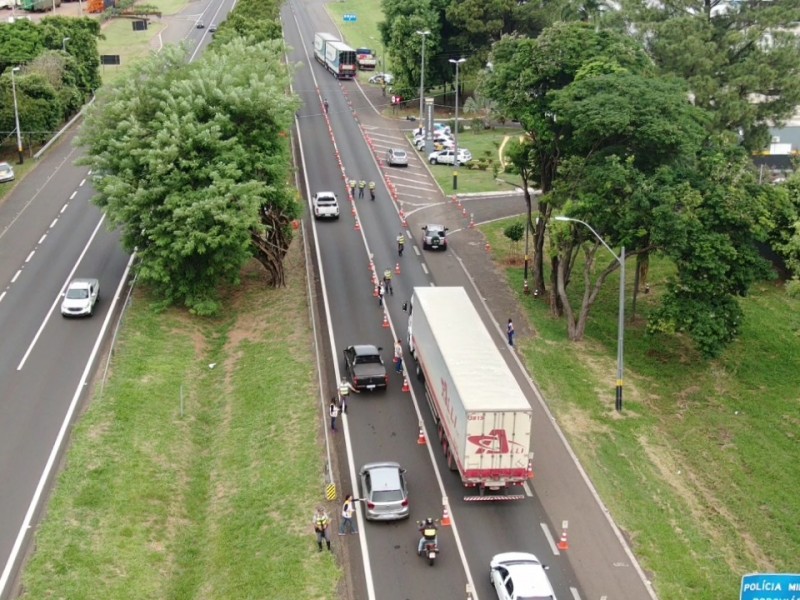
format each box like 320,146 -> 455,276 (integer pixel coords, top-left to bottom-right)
407,287 -> 533,499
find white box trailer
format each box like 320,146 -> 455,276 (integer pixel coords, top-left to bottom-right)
407,287 -> 533,499
313,32 -> 338,67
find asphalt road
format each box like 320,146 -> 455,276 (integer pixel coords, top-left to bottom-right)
285,1 -> 658,599
0,1 -> 234,598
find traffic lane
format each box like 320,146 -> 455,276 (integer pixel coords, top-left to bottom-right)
0,226 -> 128,593
408,217 -> 656,598
0,135 -> 89,285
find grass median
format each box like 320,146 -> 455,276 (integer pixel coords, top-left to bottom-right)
481,219 -> 800,600
21,244 -> 341,599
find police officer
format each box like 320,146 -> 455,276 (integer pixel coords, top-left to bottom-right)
397,232 -> 405,257
349,179 -> 357,198
368,180 -> 376,201
383,268 -> 393,295
338,377 -> 359,413
358,179 -> 366,199
313,506 -> 332,552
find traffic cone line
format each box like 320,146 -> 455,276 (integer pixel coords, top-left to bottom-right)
441,498 -> 452,526
557,529 -> 569,551
417,423 -> 426,444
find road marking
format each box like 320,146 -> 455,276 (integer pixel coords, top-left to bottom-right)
69,191 -> 77,200
421,263 -> 429,275
0,291 -> 6,303
522,481 -> 533,497
570,587 -> 582,599
541,522 -> 560,556
413,246 -> 421,256
50,218 -> 58,228
79,178 -> 86,187
38,234 -> 47,245
60,203 -> 68,214
11,270 -> 21,283
25,251 -> 34,263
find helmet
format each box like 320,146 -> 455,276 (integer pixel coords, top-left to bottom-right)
426,517 -> 433,525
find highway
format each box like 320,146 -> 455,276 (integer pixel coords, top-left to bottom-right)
0,1 -> 232,597
285,0 -> 657,599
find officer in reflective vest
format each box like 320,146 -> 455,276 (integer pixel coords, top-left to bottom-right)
313,506 -> 331,552
368,181 -> 376,200
338,378 -> 359,413
349,179 -> 357,198
397,232 -> 405,257
358,180 -> 366,199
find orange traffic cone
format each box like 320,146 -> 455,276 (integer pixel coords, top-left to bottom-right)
382,313 -> 389,328
351,205 -> 356,216
417,423 -> 426,445
373,285 -> 379,298
395,262 -> 401,274
557,529 -> 569,551
451,195 -> 457,204
485,242 -> 491,253
527,457 -> 535,479
354,219 -> 361,231
462,206 -> 467,216
401,216 -> 407,228
402,376 -> 410,392
441,499 -> 452,526
469,214 -> 475,228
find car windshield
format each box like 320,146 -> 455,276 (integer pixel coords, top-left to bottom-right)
372,489 -> 403,502
317,198 -> 336,205
66,288 -> 89,299
393,151 -> 406,157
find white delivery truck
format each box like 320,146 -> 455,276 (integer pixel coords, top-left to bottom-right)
407,287 -> 533,499
313,32 -> 338,67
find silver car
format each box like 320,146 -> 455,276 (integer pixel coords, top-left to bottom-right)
0,161 -> 14,183
387,148 -> 409,167
359,462 -> 409,521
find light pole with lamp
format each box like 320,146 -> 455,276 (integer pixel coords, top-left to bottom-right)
415,30 -> 430,127
449,57 -> 466,190
11,66 -> 24,165
496,177 -> 537,294
62,36 -> 70,52
555,216 -> 625,412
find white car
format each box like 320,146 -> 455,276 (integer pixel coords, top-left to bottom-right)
368,73 -> 394,85
414,134 -> 454,151
429,148 -> 472,165
312,191 -> 340,219
387,148 -> 409,167
0,161 -> 14,183
61,278 -> 100,317
490,552 -> 557,600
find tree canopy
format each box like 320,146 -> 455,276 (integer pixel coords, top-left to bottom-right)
79,39 -> 300,315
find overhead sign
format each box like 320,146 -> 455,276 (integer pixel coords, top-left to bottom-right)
343,13 -> 357,22
741,574 -> 800,600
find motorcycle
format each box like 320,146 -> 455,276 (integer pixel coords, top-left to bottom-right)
416,519 -> 439,566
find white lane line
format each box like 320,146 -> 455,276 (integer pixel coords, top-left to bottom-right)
421,263 -> 429,275
60,204 -> 68,214
50,218 -> 58,228
522,481 -> 533,497
17,215 -> 106,371
413,246 -> 421,256
11,270 -> 21,283
541,522 -> 560,556
0,291 -> 6,303
38,234 -> 47,245
79,178 -> 86,187
69,191 -> 77,200
0,253 -> 134,597
25,251 -> 34,263
570,587 -> 582,599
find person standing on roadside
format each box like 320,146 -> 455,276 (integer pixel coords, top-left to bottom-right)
358,179 -> 366,199
378,282 -> 385,306
394,339 -> 403,373
507,318 -> 515,346
313,506 -> 332,552
338,378 -> 359,413
338,494 -> 358,535
397,232 -> 405,257
383,268 -> 393,295
329,399 -> 340,431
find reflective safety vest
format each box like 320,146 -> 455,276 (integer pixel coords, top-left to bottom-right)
349,180 -> 356,189
383,270 -> 392,280
368,181 -> 376,190
397,235 -> 405,245
359,180 -> 366,189
339,382 -> 351,396
315,515 -> 329,529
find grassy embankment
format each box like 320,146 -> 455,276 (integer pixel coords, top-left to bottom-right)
482,221 -> 800,600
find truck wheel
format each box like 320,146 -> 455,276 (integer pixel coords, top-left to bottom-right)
415,362 -> 424,382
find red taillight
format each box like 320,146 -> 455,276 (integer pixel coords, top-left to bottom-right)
367,502 -> 375,509
353,377 -> 359,387
401,499 -> 408,507
384,375 -> 389,384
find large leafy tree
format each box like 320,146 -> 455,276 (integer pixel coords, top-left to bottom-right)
79,40 -> 300,315
482,23 -> 652,296
622,0 -> 800,150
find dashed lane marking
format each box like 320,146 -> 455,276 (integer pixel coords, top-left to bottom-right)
69,191 -> 77,200
541,522 -> 560,556
79,178 -> 86,187
25,251 -> 34,263
38,234 -> 46,245
11,270 -> 21,284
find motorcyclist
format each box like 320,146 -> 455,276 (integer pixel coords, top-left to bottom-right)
417,518 -> 438,555
368,180 -> 376,200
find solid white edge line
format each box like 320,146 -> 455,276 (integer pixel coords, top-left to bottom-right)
541,522 -> 560,556
0,252 -> 135,597
17,215 -> 106,371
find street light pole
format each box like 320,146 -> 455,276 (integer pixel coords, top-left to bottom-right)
62,36 -> 70,52
496,177 -> 534,294
11,67 -> 24,165
449,57 -> 466,191
555,216 -> 625,411
415,30 -> 430,127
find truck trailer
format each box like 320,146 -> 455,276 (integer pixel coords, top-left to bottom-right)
407,287 -> 533,499
324,40 -> 357,79
313,32 -> 337,67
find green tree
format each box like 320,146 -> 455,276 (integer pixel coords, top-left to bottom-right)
623,0 -> 800,150
78,40 -> 300,315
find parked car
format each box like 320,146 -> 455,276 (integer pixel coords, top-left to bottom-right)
386,148 -> 409,167
421,224 -> 448,251
368,72 -> 394,85
359,462 -> 409,521
412,123 -> 451,137
0,161 -> 14,183
196,20 -> 205,28
428,148 -> 472,166
343,344 -> 388,391
311,191 -> 340,219
209,23 -> 218,32
61,278 -> 100,317
489,552 -> 556,600
414,133 -> 453,151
